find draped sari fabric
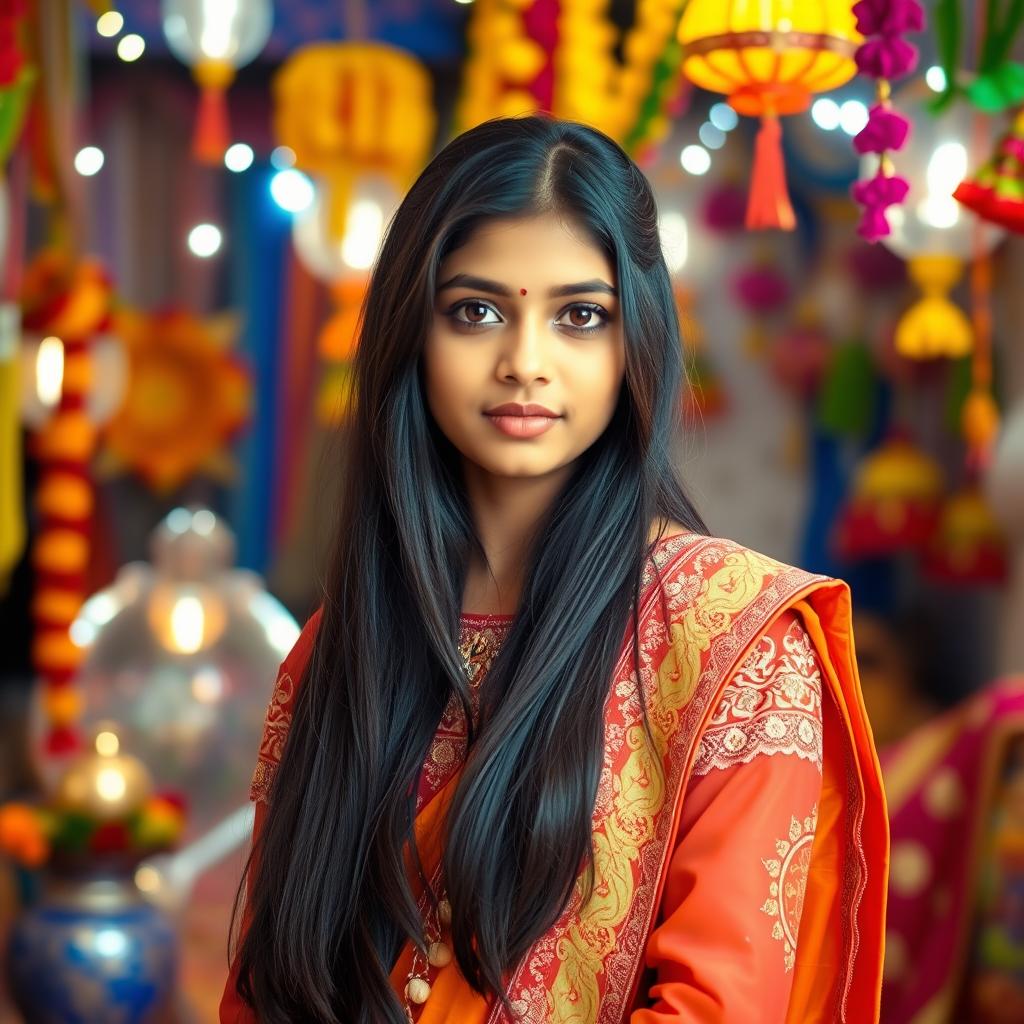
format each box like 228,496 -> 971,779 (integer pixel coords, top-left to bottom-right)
880,676 -> 1024,1024
221,533 -> 888,1022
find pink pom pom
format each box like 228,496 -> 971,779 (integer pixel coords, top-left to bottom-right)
856,36 -> 919,80
854,105 -> 911,154
856,207 -> 893,242
852,0 -> 924,36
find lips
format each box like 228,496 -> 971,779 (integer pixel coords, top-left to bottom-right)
483,402 -> 560,417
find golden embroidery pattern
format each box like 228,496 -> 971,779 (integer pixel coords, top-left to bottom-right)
494,539 -> 828,1024
692,615 -> 823,778
249,669 -> 295,804
762,804 -> 818,973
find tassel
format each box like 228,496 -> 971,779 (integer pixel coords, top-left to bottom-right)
192,59 -> 235,165
746,113 -> 796,231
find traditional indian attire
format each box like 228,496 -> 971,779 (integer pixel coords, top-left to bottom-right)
880,675 -> 1024,1024
221,532 -> 889,1022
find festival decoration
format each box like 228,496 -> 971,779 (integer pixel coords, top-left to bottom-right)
771,302 -> 831,401
0,300 -> 22,594
731,259 -> 791,356
0,730 -> 181,1023
862,79 -> 1004,360
455,0 -> 689,157
833,434 -> 945,559
817,339 -> 879,438
27,508 -> 299,844
955,108 -> 1024,233
20,251 -> 122,757
921,487 -> 1008,585
274,43 -> 434,245
161,0 -> 273,164
0,0 -> 34,165
848,0 -> 924,240
99,308 -> 250,493
677,0 -> 861,230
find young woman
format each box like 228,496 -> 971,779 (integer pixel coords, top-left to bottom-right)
220,114 -> 888,1023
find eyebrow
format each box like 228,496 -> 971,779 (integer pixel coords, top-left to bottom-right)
436,273 -> 617,299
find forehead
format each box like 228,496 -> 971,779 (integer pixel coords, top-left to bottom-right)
439,213 -> 615,285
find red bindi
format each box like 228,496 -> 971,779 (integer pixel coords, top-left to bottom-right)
520,287 -> 527,295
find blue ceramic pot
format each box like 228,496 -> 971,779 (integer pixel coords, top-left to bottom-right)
5,869 -> 178,1023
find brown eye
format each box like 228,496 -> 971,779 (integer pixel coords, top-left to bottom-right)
555,303 -> 609,334
450,301 -> 501,328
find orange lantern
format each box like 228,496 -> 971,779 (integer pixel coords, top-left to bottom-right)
677,1 -> 862,230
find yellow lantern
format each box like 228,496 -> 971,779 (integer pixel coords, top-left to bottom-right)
678,0 -> 861,230
273,43 -> 435,244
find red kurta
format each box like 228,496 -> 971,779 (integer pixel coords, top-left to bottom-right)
221,533 -> 888,1022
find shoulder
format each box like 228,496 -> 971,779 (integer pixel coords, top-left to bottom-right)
653,533 -> 830,599
248,605 -> 324,804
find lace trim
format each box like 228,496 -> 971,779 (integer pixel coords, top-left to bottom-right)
692,615 -> 824,777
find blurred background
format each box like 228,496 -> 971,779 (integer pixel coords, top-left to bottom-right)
1,1 -> 1023,1021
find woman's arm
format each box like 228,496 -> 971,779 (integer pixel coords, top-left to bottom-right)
632,608 -> 825,1023
219,606 -> 324,1023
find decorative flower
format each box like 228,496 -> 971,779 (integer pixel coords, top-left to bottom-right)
852,172 -> 910,207
855,37 -> 919,80
854,105 -> 911,154
852,0 -> 925,37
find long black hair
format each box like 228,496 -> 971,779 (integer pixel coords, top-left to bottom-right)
230,113 -> 707,1022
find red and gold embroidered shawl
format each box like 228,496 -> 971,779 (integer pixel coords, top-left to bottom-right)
221,532 -> 889,1023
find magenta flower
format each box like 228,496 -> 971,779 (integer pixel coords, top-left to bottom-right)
852,0 -> 924,37
856,206 -> 893,242
854,105 -> 911,154
856,36 -> 919,80
852,172 -> 910,209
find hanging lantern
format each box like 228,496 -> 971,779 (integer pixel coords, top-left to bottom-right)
921,486 -> 1008,585
833,434 -> 944,559
274,43 -> 435,425
161,0 -> 273,165
860,79 -> 1005,360
677,0 -> 862,230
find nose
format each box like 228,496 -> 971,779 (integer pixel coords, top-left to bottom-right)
496,310 -> 552,385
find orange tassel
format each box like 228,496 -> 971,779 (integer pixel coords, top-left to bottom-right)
746,113 -> 796,231
193,85 -> 230,165
192,59 -> 235,166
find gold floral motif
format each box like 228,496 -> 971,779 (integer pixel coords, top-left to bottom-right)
761,805 -> 818,972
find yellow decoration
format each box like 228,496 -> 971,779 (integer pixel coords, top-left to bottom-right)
54,750 -> 154,822
273,43 -> 436,243
101,309 -> 250,493
855,439 -> 945,502
895,256 -> 973,359
677,0 -> 861,229
32,587 -> 87,623
962,389 -> 1001,451
42,687 -> 84,728
32,630 -> 83,672
31,529 -> 89,574
0,315 -> 25,595
35,473 -> 94,519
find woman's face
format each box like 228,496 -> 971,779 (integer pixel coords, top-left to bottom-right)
423,212 -> 627,482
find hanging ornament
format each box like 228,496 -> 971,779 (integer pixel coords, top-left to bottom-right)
860,78 -> 1004,360
954,107 -> 1024,233
161,0 -> 273,165
848,0 -> 924,240
833,433 -> 945,559
676,0 -> 861,230
99,308 -> 250,493
921,486 -> 1008,585
20,251 -> 120,759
